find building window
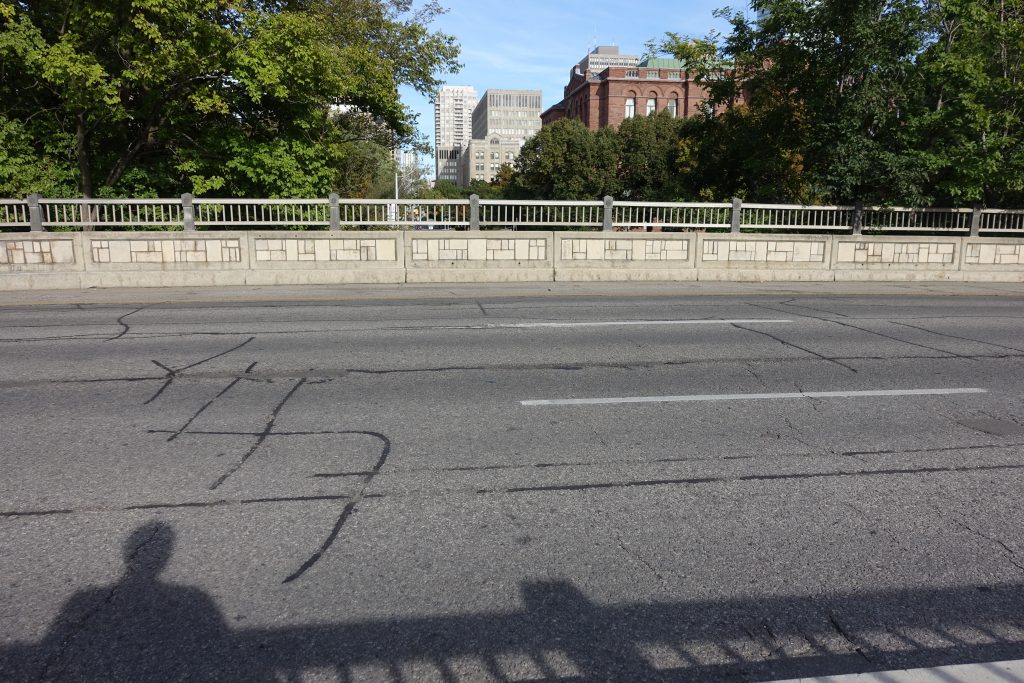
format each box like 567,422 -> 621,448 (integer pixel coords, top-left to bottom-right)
667,99 -> 677,117
505,152 -> 514,160
475,151 -> 483,159
491,152 -> 499,160
625,97 -> 636,118
646,98 -> 656,115
475,163 -> 483,171
625,70 -> 639,78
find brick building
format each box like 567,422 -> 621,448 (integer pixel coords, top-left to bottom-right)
541,47 -> 728,130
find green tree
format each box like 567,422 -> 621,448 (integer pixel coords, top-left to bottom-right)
508,119 -> 621,199
704,0 -> 937,205
0,0 -> 460,198
915,0 -> 1024,205
617,111 -> 688,200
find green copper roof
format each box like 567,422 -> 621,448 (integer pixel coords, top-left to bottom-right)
639,57 -> 687,69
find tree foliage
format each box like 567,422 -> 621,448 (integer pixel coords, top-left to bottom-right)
508,120 -> 621,200
511,0 -> 1023,207
0,0 -> 460,198
683,0 -> 1024,206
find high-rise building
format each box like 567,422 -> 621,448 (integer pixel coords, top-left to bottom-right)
455,90 -> 542,186
434,86 -> 477,184
576,46 -> 640,74
393,148 -> 419,172
471,90 -> 543,143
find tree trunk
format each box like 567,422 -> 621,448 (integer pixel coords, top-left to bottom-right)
76,111 -> 95,231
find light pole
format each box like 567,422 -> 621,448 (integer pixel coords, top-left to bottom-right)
389,171 -> 403,225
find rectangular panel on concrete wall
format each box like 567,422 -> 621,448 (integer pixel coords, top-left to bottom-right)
701,239 -> 826,264
0,235 -> 84,289
407,232 -> 553,283
696,236 -> 832,281
964,242 -> 1024,266
832,237 -> 962,281
554,234 -> 696,281
960,241 -> 1024,281
559,238 -> 689,261
835,241 -> 955,265
89,238 -> 243,265
253,237 -> 397,263
247,232 -> 404,285
80,233 -> 249,288
0,238 -> 77,267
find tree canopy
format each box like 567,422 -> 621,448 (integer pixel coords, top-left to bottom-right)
669,0 -> 1024,206
0,0 -> 460,198
510,0 -> 1023,208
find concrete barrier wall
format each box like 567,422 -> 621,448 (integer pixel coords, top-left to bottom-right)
406,232 -> 551,283
2,231 -> 1023,290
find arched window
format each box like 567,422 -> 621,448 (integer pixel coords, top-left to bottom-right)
666,98 -> 678,117
624,97 -> 636,118
646,97 -> 656,116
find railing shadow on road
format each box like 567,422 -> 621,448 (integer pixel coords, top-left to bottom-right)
3,521 -> 1024,682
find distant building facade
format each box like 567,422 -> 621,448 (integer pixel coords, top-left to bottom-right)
456,89 -> 542,186
434,86 -> 477,184
393,148 -> 419,174
541,46 -> 729,131
458,135 -> 523,185
471,90 -> 542,143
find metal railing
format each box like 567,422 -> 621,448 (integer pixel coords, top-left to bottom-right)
3,194 -> 1023,235
194,199 -> 329,228
741,203 -> 853,231
480,200 -> 603,229
861,207 -> 974,232
0,200 -> 30,228
40,198 -> 184,229
979,209 -> 1024,233
615,202 -> 731,230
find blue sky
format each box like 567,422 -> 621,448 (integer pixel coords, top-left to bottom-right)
398,0 -> 753,170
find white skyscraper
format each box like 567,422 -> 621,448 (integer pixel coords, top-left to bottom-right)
434,85 -> 477,183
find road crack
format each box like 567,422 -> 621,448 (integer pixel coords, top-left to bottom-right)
732,323 -> 858,373
143,336 -> 255,405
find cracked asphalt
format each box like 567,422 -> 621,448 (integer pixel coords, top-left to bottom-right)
2,281 -> 1024,682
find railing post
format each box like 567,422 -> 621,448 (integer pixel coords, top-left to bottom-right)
181,193 -> 196,231
27,193 -> 44,232
852,201 -> 864,235
971,205 -> 982,237
469,194 -> 480,231
730,197 -> 742,234
329,193 -> 340,230
603,196 -> 614,232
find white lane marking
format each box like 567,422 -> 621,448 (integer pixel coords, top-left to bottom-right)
521,388 -> 988,407
762,657 -> 1024,682
448,321 -> 790,331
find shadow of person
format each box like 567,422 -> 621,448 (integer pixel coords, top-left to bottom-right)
28,521 -> 264,682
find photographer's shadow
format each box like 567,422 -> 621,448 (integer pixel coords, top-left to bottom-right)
29,521 -> 266,682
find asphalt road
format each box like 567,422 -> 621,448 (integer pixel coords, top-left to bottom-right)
3,282 -> 1024,682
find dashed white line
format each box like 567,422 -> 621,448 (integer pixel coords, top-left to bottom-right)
521,388 -> 988,407
469,319 -> 792,329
